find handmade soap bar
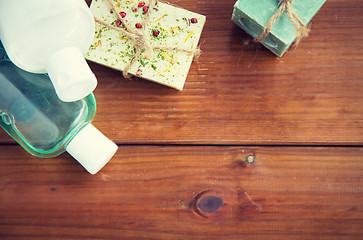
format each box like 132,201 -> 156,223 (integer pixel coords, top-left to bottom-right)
86,0 -> 206,90
232,0 -> 326,56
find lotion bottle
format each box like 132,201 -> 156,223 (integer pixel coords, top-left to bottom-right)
0,0 -> 97,102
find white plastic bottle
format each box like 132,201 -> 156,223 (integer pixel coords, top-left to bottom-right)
0,0 -> 97,102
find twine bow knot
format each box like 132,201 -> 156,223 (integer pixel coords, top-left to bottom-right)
255,0 -> 310,47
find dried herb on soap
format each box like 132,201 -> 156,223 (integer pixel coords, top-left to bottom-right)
92,0 -> 202,79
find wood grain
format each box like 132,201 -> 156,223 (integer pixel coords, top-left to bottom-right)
89,0 -> 363,145
0,145 -> 362,239
1,0 -> 363,145
92,0 -> 363,145
0,0 -> 363,239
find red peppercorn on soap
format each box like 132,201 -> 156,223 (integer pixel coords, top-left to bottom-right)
85,0 -> 206,90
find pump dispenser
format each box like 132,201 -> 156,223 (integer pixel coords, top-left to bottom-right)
0,0 -> 97,102
0,43 -> 117,174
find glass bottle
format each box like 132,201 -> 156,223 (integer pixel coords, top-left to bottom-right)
0,43 -> 117,174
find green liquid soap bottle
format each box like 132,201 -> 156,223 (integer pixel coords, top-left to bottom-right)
0,42 -> 117,174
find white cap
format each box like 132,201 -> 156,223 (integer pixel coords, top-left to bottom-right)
46,47 -> 97,102
66,124 -> 118,174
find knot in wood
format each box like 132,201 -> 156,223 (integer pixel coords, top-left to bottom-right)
198,195 -> 223,214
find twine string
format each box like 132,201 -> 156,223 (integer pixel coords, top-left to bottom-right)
94,0 -> 201,78
106,0 -> 134,33
255,0 -> 310,47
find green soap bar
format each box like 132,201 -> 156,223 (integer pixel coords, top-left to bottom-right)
232,0 -> 326,56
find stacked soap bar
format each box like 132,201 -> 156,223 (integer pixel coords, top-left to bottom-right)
232,0 -> 326,56
86,0 -> 206,90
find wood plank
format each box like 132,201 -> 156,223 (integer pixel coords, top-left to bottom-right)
0,145 -> 362,239
83,0 -> 363,145
1,0 -> 363,146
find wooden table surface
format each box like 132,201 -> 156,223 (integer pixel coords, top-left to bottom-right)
1,0 -> 363,239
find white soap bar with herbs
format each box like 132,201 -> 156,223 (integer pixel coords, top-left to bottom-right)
85,0 -> 206,90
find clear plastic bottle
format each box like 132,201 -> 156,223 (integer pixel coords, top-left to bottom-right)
0,0 -> 97,102
0,43 -> 117,175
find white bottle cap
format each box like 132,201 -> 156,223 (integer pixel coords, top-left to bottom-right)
66,124 -> 118,174
46,47 -> 97,102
